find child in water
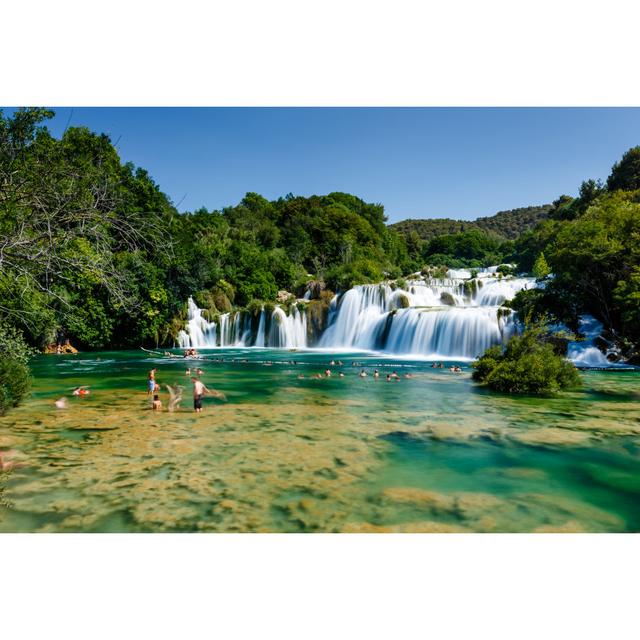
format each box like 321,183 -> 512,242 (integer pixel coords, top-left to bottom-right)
147,368 -> 157,395
152,382 -> 162,411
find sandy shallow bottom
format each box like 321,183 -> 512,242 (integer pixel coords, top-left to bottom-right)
1,350 -> 639,532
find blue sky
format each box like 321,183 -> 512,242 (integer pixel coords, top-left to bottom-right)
6,107 -> 640,223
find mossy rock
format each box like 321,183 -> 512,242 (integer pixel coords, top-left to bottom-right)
303,279 -> 326,300
307,293 -> 334,341
397,294 -> 410,309
440,292 -> 456,306
211,289 -> 232,313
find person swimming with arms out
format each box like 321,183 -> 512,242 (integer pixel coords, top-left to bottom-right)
72,386 -> 90,396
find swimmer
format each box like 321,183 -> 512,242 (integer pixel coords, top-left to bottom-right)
196,368 -> 204,376
439,363 -> 444,369
339,372 -> 345,378
391,371 -> 400,380
359,369 -> 367,378
325,369 -> 331,377
72,386 -> 90,396
431,363 -> 437,368
54,397 -> 68,409
404,373 -> 413,379
386,374 -> 391,381
330,360 -> 336,366
373,370 -> 380,379
186,368 -> 191,375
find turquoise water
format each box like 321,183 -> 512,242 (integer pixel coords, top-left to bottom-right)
0,349 -> 639,532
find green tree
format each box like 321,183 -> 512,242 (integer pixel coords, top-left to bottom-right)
607,146 -> 640,192
532,252 -> 551,279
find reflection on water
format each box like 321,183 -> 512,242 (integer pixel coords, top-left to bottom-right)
0,349 -> 639,532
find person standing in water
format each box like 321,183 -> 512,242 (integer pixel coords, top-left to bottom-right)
147,368 -> 157,395
191,377 -> 209,413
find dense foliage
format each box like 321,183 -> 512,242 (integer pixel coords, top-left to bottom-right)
472,324 -> 582,395
390,206 -> 551,268
510,153 -> 640,356
0,108 -> 411,357
390,205 -> 551,242
0,326 -> 33,415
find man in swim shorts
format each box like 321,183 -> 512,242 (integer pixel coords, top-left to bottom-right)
191,377 -> 208,413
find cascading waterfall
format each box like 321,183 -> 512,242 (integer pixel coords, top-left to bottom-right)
176,270 -> 620,363
319,272 -> 534,358
566,316 -> 624,368
177,298 -> 307,349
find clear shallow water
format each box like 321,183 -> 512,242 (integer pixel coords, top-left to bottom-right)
0,349 -> 639,532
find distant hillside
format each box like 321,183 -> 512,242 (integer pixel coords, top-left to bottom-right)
390,205 -> 552,241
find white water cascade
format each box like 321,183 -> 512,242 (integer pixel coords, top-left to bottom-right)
319,272 -> 535,359
566,316 -> 619,368
176,270 -> 623,364
177,297 -> 307,349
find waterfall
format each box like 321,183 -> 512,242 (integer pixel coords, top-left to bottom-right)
567,316 -> 617,367
177,297 -> 217,348
319,275 -> 533,359
177,297 -> 307,349
176,272 -> 620,363
268,306 -> 307,348
254,309 -> 266,347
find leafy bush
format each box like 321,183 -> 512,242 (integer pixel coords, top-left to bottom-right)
496,264 -> 517,277
472,324 -> 582,395
0,325 -> 36,364
0,357 -> 31,416
0,325 -> 34,415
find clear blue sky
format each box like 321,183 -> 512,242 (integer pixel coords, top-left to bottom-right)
6,107 -> 640,223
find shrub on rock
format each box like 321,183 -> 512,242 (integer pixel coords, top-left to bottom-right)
472,324 -> 582,395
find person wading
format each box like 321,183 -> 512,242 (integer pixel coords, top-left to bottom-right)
191,377 -> 209,413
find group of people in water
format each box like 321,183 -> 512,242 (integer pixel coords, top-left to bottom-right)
147,366 -> 225,413
53,350 -> 464,413
430,361 -> 463,373
297,359 -> 464,381
299,367 -> 415,381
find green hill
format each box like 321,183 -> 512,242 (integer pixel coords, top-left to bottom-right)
390,205 -> 552,241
